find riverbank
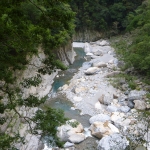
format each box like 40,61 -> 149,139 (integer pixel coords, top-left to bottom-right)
57,40 -> 150,150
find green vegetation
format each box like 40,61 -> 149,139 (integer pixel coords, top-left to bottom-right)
70,0 -> 143,33
113,0 -> 150,78
0,0 -> 75,149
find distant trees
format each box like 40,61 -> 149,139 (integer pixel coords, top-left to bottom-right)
70,0 -> 143,33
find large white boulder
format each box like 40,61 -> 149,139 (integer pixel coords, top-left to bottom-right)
97,133 -> 129,150
90,121 -> 119,139
68,133 -> 85,143
134,100 -> 147,110
57,119 -> 84,142
89,114 -> 110,124
93,62 -> 107,68
84,67 -> 99,75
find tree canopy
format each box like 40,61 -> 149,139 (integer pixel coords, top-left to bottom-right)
0,0 -> 75,149
70,0 -> 143,33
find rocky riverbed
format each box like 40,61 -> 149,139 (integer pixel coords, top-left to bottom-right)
45,40 -> 150,150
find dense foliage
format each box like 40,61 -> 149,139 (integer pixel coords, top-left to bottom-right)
70,0 -> 143,33
0,0 -> 74,149
114,0 -> 150,77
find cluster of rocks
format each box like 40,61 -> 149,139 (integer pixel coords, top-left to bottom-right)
57,40 -> 150,150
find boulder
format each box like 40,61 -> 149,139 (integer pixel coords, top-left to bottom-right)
119,106 -> 130,113
97,133 -> 129,150
134,100 -> 147,110
68,133 -> 85,144
99,40 -> 109,46
57,119 -> 84,142
73,96 -> 82,102
98,94 -> 112,105
89,114 -> 110,124
84,67 -> 99,75
127,100 -> 135,109
90,121 -> 119,139
93,62 -> 107,68
75,87 -> 87,94
106,105 -> 118,112
128,90 -> 146,100
93,51 -> 103,56
105,71 -> 120,78
64,142 -> 74,148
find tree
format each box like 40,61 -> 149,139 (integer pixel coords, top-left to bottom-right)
0,0 -> 75,149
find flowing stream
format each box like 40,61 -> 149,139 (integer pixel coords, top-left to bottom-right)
43,44 -> 97,149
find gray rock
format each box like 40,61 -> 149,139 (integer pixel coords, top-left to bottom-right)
106,106 -> 118,112
117,61 -> 125,68
105,71 -> 120,78
99,94 -> 112,105
64,142 -> 74,148
84,67 -> 99,75
134,100 -> 147,110
119,106 -> 130,113
97,133 -> 129,150
68,133 -> 85,144
93,62 -> 107,68
93,51 -> 103,56
89,114 -> 110,124
128,90 -> 146,100
127,100 -> 135,109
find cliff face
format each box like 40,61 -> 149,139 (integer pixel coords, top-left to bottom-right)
0,41 -> 75,150
73,30 -> 103,42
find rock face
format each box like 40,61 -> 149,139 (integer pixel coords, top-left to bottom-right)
97,133 -> 129,150
90,121 -> 119,139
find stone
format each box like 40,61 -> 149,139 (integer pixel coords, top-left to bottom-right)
97,133 -> 129,150
95,101 -> 102,109
128,90 -> 146,100
98,94 -> 112,105
84,67 -> 99,75
99,40 -> 109,46
89,114 -> 110,124
134,100 -> 147,110
64,142 -> 74,148
75,87 -> 86,94
93,51 -> 103,56
57,119 -> 84,142
105,71 -> 120,78
90,121 -> 119,139
68,133 -> 85,144
93,62 -> 107,68
62,84 -> 69,91
86,52 -> 93,56
106,105 -> 118,112
73,96 -> 82,102
119,106 -> 130,113
127,100 -> 135,109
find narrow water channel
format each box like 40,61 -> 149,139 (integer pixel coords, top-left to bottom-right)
45,46 -> 91,127
43,44 -> 100,150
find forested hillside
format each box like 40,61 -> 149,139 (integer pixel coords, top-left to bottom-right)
70,0 -> 143,33
114,0 -> 150,77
